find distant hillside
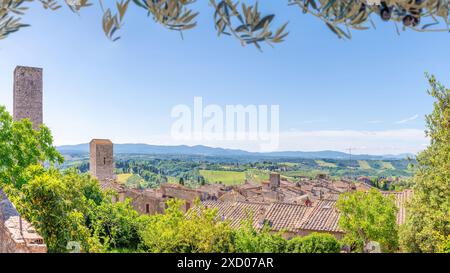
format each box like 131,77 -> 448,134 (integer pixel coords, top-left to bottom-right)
56,143 -> 414,160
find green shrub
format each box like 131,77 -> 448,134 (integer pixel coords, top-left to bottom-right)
286,233 -> 341,253
232,220 -> 287,253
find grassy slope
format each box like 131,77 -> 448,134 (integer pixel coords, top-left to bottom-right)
380,161 -> 395,170
116,173 -> 133,183
199,170 -> 246,185
358,160 -> 372,170
315,160 -> 337,168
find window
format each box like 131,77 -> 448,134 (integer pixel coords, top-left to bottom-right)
104,157 -> 106,165
146,204 -> 150,214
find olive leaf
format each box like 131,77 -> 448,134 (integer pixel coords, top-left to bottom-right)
100,0 -> 130,41
289,0 -> 450,39
0,0 -> 30,40
39,0 -> 62,10
65,0 -> 92,13
133,0 -> 199,31
1,0 -> 450,49
211,0 -> 289,50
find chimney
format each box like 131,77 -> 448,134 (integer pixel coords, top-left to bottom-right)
257,207 -> 267,228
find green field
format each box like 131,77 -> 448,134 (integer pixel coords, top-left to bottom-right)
380,161 -> 395,170
315,160 -> 337,168
199,170 -> 246,185
279,162 -> 298,167
117,173 -> 133,183
167,176 -> 179,184
358,160 -> 372,170
246,169 -> 270,183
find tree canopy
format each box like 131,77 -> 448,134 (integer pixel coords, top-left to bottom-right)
337,189 -> 399,252
0,106 -> 63,189
400,74 -> 450,253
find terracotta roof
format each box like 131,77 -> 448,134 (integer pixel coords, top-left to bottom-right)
299,200 -> 342,233
201,200 -> 344,234
219,191 -> 246,202
263,203 -> 311,232
202,201 -> 269,228
382,190 -> 413,225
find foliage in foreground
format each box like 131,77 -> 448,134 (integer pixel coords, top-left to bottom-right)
0,0 -> 288,49
5,165 -> 142,252
138,199 -> 234,253
0,106 -> 63,188
2,1 -> 450,49
337,189 -> 399,252
400,74 -> 450,253
138,199 -> 341,253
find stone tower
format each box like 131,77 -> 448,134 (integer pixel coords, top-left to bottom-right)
13,66 -> 43,130
269,172 -> 280,189
89,139 -> 115,181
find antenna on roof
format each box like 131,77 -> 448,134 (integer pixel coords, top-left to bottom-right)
346,147 -> 357,181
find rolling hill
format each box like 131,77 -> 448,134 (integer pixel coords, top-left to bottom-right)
56,143 -> 414,160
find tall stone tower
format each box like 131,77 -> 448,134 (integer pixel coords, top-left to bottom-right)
13,66 -> 43,130
269,172 -> 280,189
90,139 -> 115,181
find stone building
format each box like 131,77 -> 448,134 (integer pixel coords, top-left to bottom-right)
160,183 -> 228,211
0,190 -> 47,253
89,139 -> 115,182
269,172 -> 281,189
1,66 -> 48,253
13,66 -> 43,130
100,179 -> 167,215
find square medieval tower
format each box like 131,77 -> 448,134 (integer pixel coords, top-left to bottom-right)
90,139 -> 115,181
13,66 -> 43,130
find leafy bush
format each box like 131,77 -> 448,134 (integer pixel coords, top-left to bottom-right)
6,165 -> 142,253
232,220 -> 287,253
337,189 -> 399,253
139,199 -> 234,253
286,233 -> 340,253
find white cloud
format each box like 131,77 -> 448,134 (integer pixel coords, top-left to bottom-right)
395,114 -> 419,124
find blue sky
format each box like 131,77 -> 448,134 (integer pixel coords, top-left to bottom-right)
1,1 -> 449,154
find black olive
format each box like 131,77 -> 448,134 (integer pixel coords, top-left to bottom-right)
403,15 -> 414,26
359,3 -> 366,12
412,16 -> 420,27
380,8 -> 391,21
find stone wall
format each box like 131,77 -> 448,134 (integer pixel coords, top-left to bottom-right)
13,66 -> 43,130
101,179 -> 166,215
118,188 -> 166,215
0,189 -> 47,253
160,184 -> 203,211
